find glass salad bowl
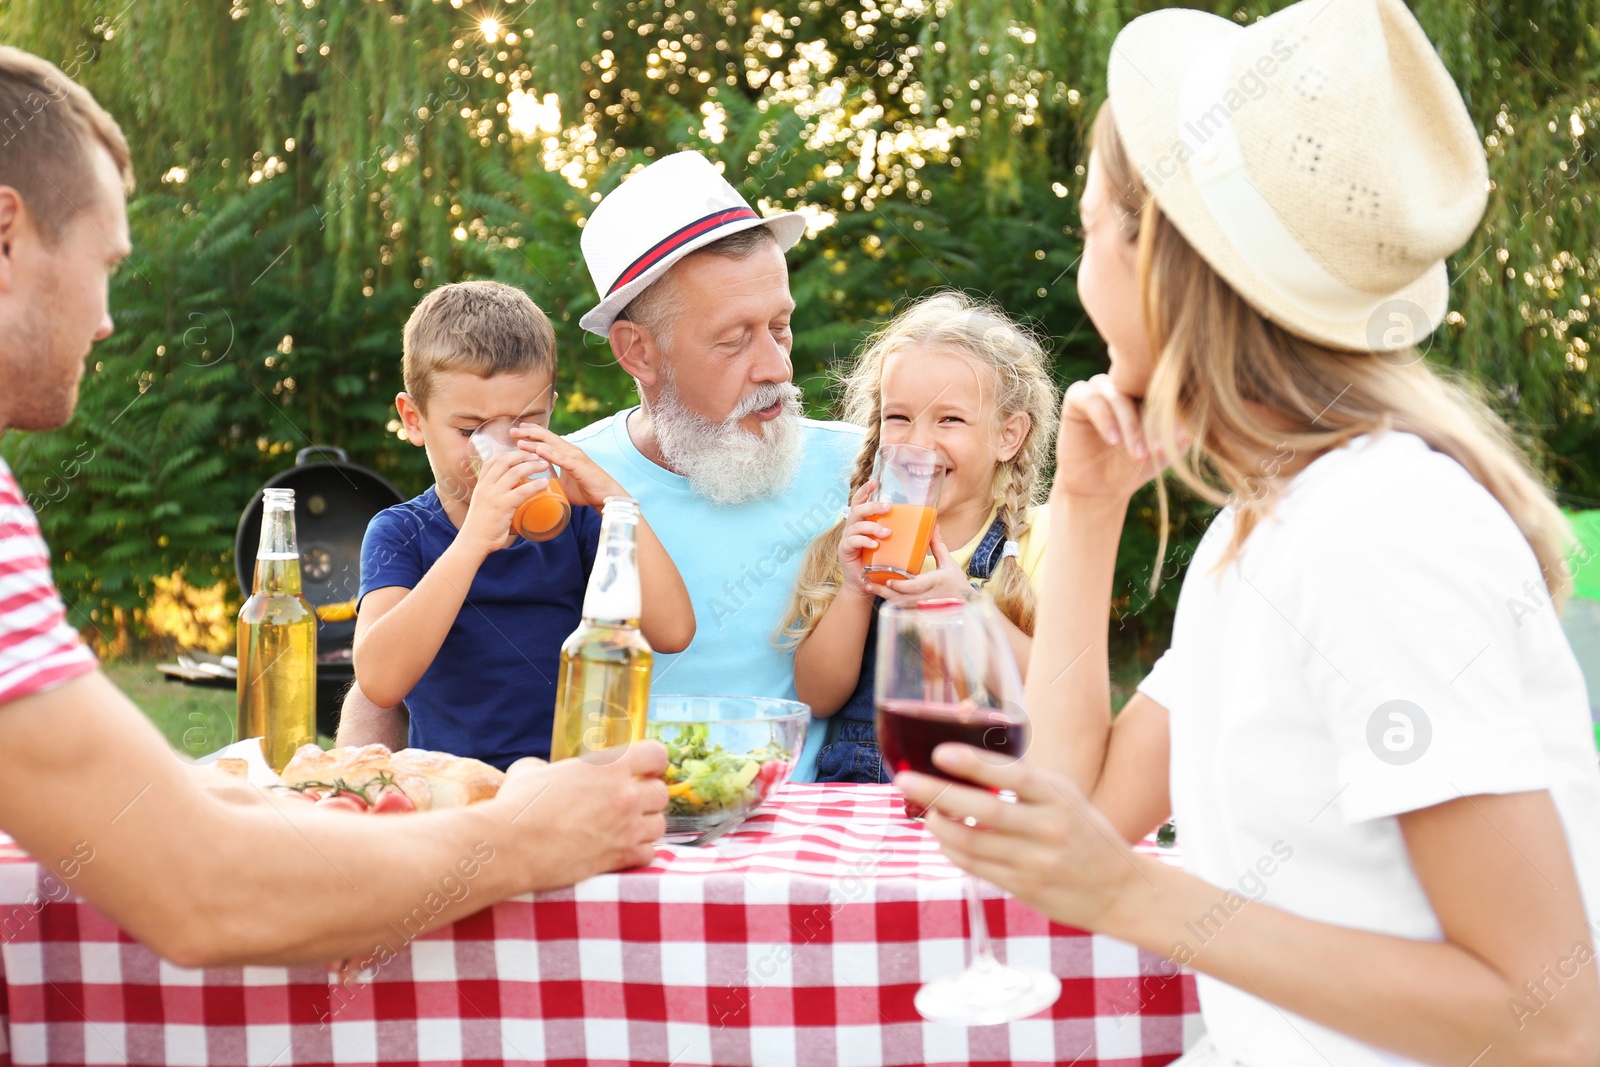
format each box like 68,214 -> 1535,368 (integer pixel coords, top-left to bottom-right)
646,695 -> 810,844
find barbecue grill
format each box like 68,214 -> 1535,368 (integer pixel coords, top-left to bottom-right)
229,445 -> 405,736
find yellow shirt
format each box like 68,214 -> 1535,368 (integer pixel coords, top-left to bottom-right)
927,504 -> 1050,591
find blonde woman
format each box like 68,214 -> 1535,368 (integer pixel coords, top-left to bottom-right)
895,0 -> 1600,1063
783,292 -> 1059,784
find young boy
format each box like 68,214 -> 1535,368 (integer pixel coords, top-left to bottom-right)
347,281 -> 694,769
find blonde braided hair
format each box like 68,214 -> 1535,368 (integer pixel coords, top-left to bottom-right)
988,423 -> 1046,634
779,291 -> 1060,646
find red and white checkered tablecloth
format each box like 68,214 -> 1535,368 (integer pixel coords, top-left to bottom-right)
0,784 -> 1203,1067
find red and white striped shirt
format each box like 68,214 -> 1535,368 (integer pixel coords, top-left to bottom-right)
0,457 -> 97,704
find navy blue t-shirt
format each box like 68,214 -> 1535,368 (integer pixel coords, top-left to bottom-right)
357,487 -> 602,768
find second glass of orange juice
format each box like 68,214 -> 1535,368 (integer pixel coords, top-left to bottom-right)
861,443 -> 943,583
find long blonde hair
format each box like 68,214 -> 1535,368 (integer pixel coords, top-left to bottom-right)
1090,103 -> 1573,601
780,291 -> 1061,645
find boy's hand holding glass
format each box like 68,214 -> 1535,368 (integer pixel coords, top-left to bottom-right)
459,445 -> 551,555
468,416 -> 573,545
509,424 -> 630,509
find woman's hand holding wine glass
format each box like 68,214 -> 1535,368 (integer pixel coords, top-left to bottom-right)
894,744 -> 1152,936
874,594 -> 1061,1024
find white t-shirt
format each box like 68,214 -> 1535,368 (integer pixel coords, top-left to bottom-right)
1138,430 -> 1600,1067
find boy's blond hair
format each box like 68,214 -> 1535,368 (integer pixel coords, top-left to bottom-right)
402,281 -> 557,412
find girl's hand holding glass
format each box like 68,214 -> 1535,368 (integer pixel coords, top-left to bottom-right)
860,444 -> 943,581
837,480 -> 896,597
878,527 -> 970,604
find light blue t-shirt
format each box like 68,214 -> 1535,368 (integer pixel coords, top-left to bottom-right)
569,408 -> 863,781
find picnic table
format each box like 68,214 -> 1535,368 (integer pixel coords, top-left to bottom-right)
0,784 -> 1202,1066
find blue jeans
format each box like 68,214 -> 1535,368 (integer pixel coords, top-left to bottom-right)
813,718 -> 890,784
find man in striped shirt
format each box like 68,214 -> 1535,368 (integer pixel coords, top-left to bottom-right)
0,46 -> 668,968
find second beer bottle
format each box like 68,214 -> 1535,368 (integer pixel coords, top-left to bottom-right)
549,497 -> 652,760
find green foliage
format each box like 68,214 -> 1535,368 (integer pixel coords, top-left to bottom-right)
1,0 -> 1596,666
930,0 -> 1600,497
0,174 -> 437,645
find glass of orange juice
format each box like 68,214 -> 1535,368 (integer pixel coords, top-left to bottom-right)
468,416 -> 572,542
861,443 -> 943,583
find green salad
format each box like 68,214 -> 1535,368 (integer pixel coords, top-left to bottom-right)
656,723 -> 791,816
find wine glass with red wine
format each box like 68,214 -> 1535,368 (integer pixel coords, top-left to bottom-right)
875,592 -> 1062,1025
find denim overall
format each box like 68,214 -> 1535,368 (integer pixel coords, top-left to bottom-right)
812,515 -> 1011,784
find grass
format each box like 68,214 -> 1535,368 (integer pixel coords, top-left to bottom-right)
102,656 -> 336,757
101,650 -> 1152,757
102,656 -> 238,758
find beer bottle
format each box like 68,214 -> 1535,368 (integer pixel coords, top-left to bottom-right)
550,497 -> 652,760
236,488 -> 317,771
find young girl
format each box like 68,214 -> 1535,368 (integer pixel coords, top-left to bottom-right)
784,292 -> 1059,785
896,0 -> 1600,1061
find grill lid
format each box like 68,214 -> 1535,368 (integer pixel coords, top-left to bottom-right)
235,446 -> 406,652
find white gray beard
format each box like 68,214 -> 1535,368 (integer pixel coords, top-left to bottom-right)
649,374 -> 803,506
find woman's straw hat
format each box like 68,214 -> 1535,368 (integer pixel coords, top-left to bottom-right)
579,151 -> 806,336
1107,0 -> 1488,351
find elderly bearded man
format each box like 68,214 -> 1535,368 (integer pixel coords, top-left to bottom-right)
569,152 -> 862,781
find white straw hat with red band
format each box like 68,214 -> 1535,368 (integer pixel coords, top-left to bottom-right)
579,151 -> 807,336
1106,0 -> 1488,351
